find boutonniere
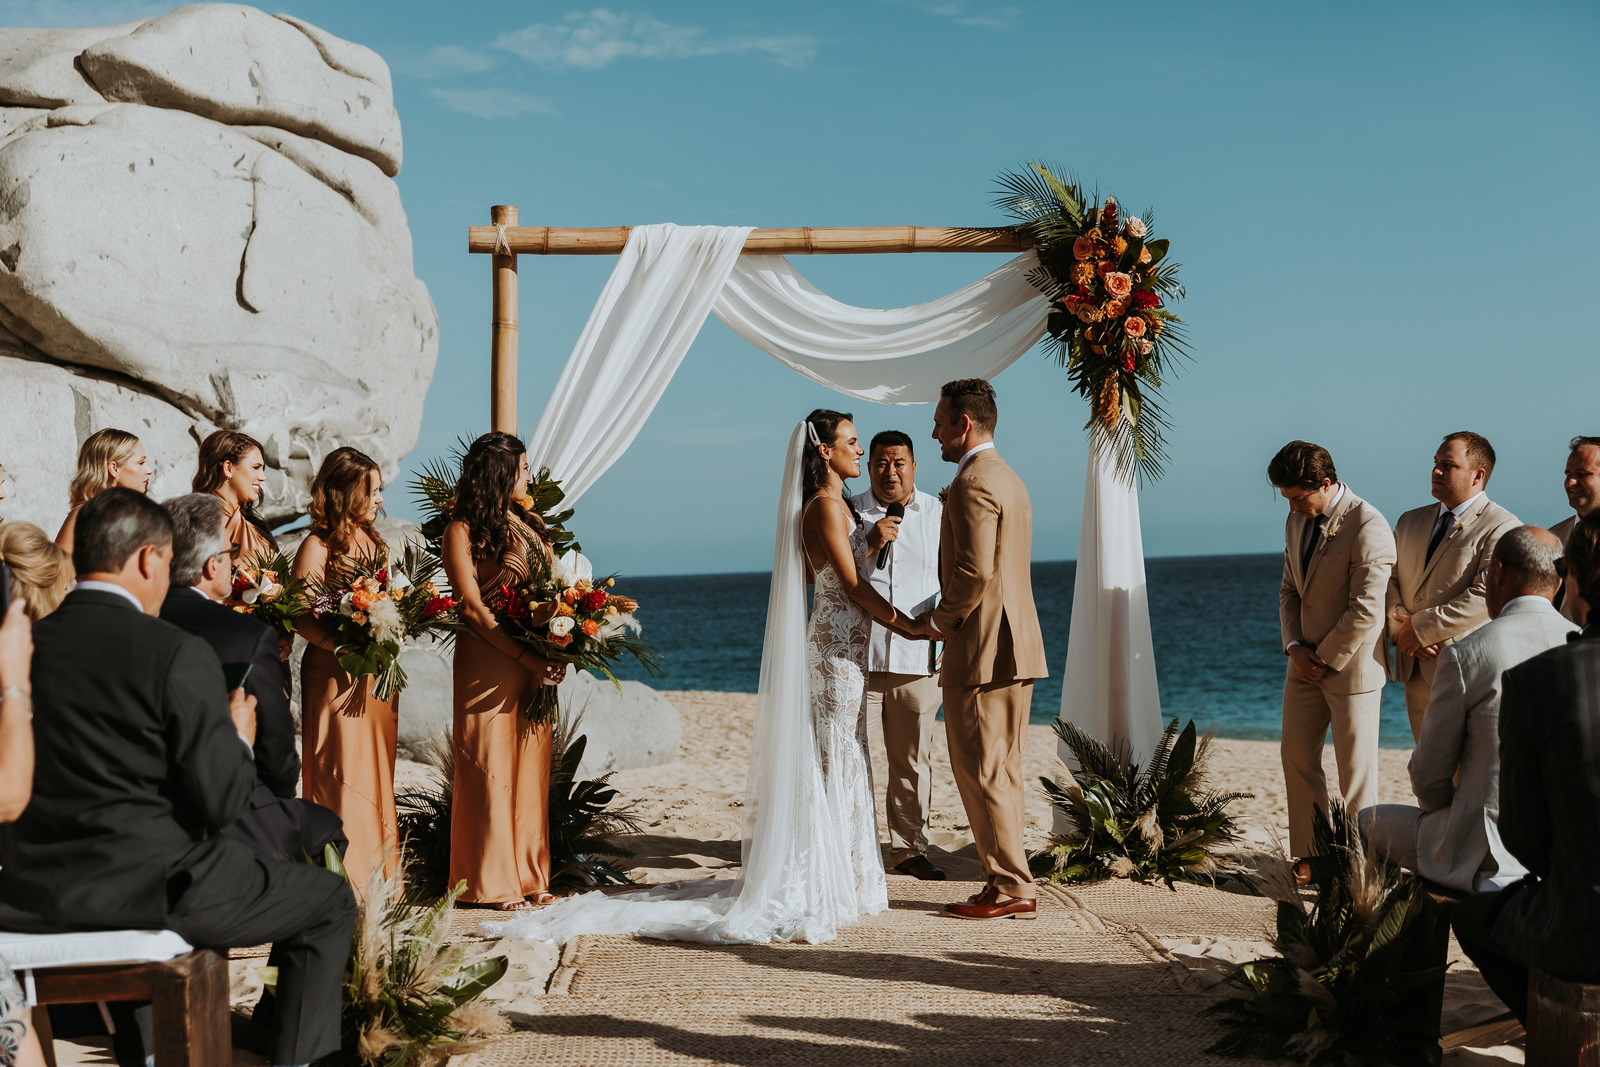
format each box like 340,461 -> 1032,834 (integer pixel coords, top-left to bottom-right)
937,485 -> 950,505
1451,520 -> 1466,537
1320,520 -> 1342,543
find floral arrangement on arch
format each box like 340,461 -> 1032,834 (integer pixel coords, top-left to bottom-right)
993,162 -> 1188,481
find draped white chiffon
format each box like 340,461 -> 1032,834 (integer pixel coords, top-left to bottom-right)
480,423 -> 885,946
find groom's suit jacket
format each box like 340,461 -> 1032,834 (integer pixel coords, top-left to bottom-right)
1278,485 -> 1395,694
932,448 -> 1047,686
1385,494 -> 1519,683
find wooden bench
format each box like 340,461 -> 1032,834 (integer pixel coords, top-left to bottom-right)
2,931 -> 230,1067
1527,968 -> 1600,1066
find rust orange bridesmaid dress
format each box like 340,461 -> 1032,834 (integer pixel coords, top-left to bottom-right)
300,546 -> 400,889
450,521 -> 553,904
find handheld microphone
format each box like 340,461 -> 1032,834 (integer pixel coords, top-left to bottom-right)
877,501 -> 905,569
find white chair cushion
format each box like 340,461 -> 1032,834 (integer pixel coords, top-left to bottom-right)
0,929 -> 192,970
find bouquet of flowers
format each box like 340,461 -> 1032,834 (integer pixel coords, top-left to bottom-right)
993,162 -> 1188,482
226,550 -> 306,637
494,550 -> 660,723
305,542 -> 462,705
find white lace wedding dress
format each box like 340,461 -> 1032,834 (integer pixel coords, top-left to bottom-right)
482,422 -> 887,946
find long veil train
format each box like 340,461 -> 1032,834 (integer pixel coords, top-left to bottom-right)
482,422 -> 873,945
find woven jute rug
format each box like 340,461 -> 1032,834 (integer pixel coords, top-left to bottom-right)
458,879 -> 1268,1066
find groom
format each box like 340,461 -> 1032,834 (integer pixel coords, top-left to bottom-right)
914,378 -> 1048,919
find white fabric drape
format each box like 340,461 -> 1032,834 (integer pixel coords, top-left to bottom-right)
524,224 -> 1048,505
712,253 -> 1048,405
1057,450 -> 1165,795
482,423 -> 862,945
524,224 -> 753,505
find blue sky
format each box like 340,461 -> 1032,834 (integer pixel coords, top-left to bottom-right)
16,1 -> 1600,575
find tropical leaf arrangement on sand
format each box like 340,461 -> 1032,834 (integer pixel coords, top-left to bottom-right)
1204,804 -> 1446,1067
395,716 -> 642,900
312,847 -> 509,1067
991,161 -> 1188,482
410,437 -> 580,558
1031,718 -> 1252,888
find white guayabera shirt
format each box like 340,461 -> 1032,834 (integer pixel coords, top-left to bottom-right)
849,487 -> 942,676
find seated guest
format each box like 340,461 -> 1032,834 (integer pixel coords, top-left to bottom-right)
54,428 -> 153,555
1452,512 -> 1600,1023
1361,526 -> 1576,893
159,493 -> 346,864
0,523 -> 73,620
0,489 -> 355,1067
0,602 -> 45,1067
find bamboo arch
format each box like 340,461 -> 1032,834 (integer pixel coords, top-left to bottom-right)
467,204 -> 1033,433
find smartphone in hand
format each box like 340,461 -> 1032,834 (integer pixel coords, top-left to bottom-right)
222,661 -> 253,691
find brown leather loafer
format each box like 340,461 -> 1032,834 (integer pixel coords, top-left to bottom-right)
944,887 -> 1037,920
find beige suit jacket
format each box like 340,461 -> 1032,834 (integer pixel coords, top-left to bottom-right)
932,449 -> 1048,686
1386,495 -> 1520,682
1551,514 -> 1583,624
1279,486 -> 1396,694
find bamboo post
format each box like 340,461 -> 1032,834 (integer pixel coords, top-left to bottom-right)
489,205 -> 519,434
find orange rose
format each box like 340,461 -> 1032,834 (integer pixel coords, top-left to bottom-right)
352,590 -> 374,611
351,610 -> 367,625
1104,300 -> 1127,318
1071,237 -> 1095,261
580,619 -> 599,636
549,633 -> 573,648
1124,316 -> 1148,338
562,588 -> 579,605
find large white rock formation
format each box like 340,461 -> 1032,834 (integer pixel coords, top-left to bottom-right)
0,4 -> 436,531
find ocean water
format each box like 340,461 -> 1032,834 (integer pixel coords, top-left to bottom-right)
609,554 -> 1415,749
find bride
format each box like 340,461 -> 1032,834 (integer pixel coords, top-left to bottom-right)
484,410 -> 923,945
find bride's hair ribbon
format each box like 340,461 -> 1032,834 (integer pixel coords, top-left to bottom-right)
805,420 -> 822,447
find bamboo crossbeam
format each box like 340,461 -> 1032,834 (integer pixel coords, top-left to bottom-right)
467,225 -> 1031,256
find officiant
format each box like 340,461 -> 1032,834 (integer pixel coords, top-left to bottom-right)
853,431 -> 947,881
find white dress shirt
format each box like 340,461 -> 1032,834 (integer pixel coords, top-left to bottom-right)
850,486 -> 942,675
1438,491 -> 1484,526
74,579 -> 145,612
956,441 -> 995,473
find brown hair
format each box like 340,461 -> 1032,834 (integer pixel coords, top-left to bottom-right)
68,428 -> 142,508
1570,436 -> 1600,455
0,521 -> 72,619
308,447 -> 385,556
1566,513 -> 1600,627
939,378 -> 998,434
455,432 -> 545,561
1267,441 -> 1338,491
192,430 -> 274,543
1442,431 -> 1497,481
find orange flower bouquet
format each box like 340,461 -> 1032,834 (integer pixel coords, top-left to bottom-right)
226,550 -> 306,637
493,550 -> 659,722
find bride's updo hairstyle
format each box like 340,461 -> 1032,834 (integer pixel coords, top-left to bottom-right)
308,446 -> 385,556
455,431 -> 547,560
801,409 -> 854,498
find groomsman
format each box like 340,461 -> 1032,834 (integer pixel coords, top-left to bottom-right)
1387,432 -> 1519,740
1269,442 -> 1395,862
853,431 -> 945,881
1551,436 -> 1600,623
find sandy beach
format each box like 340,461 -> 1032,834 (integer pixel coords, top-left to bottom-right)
592,690 -> 1413,881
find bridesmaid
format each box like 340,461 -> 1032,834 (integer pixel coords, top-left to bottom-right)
442,432 -> 567,910
193,430 -> 276,561
293,446 -> 400,889
55,428 -> 154,553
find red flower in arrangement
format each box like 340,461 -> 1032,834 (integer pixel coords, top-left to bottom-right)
423,595 -> 455,619
375,568 -> 389,586
231,576 -> 250,599
498,583 -> 530,622
1101,199 -> 1118,229
582,589 -> 608,613
1121,353 -> 1136,373
1132,289 -> 1162,310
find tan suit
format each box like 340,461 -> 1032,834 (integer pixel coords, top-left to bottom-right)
1551,514 -> 1584,625
1278,486 -> 1395,855
932,448 -> 1047,898
1386,495 -> 1520,738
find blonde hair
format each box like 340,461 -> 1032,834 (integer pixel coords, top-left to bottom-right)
69,428 -> 142,508
0,521 -> 73,619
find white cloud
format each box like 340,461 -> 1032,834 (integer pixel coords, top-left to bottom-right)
893,1 -> 1020,30
493,9 -> 816,70
398,44 -> 501,79
427,87 -> 558,120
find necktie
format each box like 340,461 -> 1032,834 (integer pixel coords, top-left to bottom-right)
1425,509 -> 1453,564
1301,514 -> 1326,575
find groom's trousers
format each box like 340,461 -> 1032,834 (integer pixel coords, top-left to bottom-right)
943,678 -> 1036,899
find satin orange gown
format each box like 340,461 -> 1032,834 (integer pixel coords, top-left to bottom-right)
450,520 -> 553,904
222,503 -> 277,563
300,552 -> 400,889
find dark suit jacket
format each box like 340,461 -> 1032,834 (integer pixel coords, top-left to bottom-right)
0,589 -> 255,929
1493,627 -> 1600,979
160,586 -> 298,797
